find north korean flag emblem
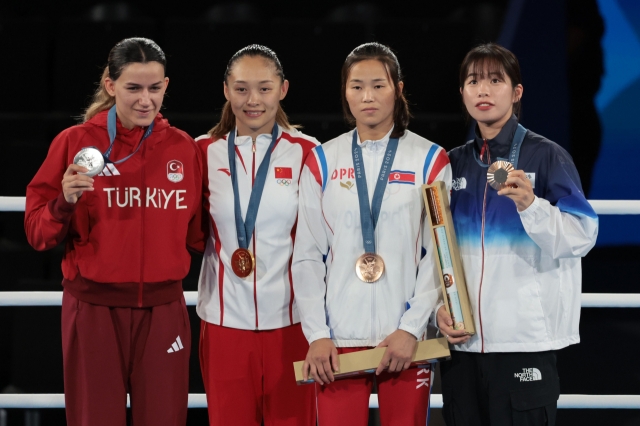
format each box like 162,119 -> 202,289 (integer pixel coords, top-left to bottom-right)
388,170 -> 415,185
167,160 -> 184,183
275,167 -> 292,186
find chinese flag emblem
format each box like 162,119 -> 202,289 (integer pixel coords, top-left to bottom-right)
275,167 -> 293,179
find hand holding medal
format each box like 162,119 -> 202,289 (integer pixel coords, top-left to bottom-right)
485,124 -> 533,211
61,164 -> 95,204
496,169 -> 535,211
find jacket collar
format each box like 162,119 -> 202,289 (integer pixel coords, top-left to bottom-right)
88,109 -> 169,148
355,126 -> 394,153
233,126 -> 283,147
474,115 -> 519,161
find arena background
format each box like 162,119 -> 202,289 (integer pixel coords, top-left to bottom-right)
0,0 -> 638,424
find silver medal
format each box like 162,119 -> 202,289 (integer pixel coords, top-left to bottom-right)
73,148 -> 105,177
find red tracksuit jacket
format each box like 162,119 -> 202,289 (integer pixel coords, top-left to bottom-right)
25,110 -> 205,308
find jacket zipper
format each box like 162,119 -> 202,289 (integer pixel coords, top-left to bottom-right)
478,139 -> 489,352
252,139 -> 259,330
138,138 -> 146,308
370,143 -> 377,343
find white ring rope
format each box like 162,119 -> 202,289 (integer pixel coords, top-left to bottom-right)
0,197 -> 26,212
1,291 -> 639,308
2,196 -> 640,214
1,393 -> 639,409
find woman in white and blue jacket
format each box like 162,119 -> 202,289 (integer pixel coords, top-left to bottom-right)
437,43 -> 598,426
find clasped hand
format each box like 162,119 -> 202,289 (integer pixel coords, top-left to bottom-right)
302,330 -> 418,386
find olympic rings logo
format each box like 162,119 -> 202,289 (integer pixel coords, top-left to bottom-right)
277,179 -> 292,186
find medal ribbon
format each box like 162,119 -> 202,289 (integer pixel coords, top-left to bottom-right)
228,125 -> 279,249
102,105 -> 155,164
505,124 -> 527,169
351,130 -> 399,254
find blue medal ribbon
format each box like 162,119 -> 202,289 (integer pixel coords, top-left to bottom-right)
475,123 -> 527,168
102,105 -> 155,164
228,125 -> 279,250
351,130 -> 399,254
501,123 -> 527,169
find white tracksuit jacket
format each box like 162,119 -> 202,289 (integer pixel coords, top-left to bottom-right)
196,128 -> 319,330
292,128 -> 452,347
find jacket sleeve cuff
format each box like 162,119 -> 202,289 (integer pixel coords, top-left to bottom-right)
398,323 -> 422,340
48,193 -> 77,222
517,195 -> 541,219
308,329 -> 332,344
432,301 -> 445,329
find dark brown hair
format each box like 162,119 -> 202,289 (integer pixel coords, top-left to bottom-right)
341,42 -> 410,138
209,44 -> 297,138
84,38 -> 166,122
459,43 -> 523,118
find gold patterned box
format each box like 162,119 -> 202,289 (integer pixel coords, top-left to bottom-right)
422,181 -> 476,335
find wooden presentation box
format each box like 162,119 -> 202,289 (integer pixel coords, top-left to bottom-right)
421,181 -> 476,335
294,337 -> 450,385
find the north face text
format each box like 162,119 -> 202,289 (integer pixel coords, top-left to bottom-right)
514,368 -> 542,382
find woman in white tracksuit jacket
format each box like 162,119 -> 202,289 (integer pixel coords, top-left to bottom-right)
196,45 -> 318,426
292,42 -> 451,426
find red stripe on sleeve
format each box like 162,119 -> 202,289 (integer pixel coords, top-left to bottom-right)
305,153 -> 323,187
427,149 -> 450,184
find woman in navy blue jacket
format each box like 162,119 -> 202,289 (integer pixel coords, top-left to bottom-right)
437,43 -> 598,426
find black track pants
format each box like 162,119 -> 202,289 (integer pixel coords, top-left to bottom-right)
441,350 -> 559,426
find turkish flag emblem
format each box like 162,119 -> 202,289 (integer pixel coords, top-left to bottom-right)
167,160 -> 184,183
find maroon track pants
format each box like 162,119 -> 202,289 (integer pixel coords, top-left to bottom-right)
61,289 -> 191,426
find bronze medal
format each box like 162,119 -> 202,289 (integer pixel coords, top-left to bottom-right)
355,253 -> 385,283
231,248 -> 255,278
487,160 -> 515,190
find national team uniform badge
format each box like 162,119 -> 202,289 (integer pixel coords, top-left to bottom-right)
167,160 -> 184,183
274,167 -> 292,186
388,170 -> 415,185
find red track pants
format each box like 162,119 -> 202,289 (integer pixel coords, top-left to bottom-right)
316,347 -> 433,426
199,321 -> 315,426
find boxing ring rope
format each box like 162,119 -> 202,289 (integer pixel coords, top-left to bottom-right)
0,393 -> 639,410
2,291 -> 640,308
1,196 -> 639,411
2,197 -> 640,214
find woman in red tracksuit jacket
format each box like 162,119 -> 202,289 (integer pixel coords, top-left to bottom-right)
24,37 -> 204,426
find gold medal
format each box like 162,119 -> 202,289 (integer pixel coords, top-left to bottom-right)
487,160 -> 515,190
355,253 -> 385,283
231,248 -> 255,278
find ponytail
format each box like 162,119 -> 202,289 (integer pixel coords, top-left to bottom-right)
208,101 -> 236,139
83,67 -> 115,122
